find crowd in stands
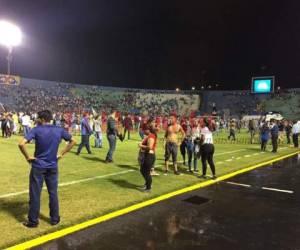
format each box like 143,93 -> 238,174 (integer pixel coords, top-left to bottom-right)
0,79 -> 200,116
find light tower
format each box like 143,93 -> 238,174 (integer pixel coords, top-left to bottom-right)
0,20 -> 22,75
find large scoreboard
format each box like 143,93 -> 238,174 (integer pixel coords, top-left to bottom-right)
251,76 -> 275,94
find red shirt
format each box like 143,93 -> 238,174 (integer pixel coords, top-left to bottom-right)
142,133 -> 157,151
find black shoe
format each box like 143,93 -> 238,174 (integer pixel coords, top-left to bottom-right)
50,220 -> 60,226
174,171 -> 181,175
23,221 -> 38,228
76,152 -> 80,156
199,175 -> 207,179
212,175 -> 217,180
194,169 -> 199,172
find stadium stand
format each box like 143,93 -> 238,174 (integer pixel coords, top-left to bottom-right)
0,77 -> 299,118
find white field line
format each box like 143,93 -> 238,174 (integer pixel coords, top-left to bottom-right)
214,149 -> 246,156
155,149 -> 246,167
226,182 -> 294,194
226,181 -> 251,188
262,187 -> 294,194
244,155 -> 251,157
70,147 -> 282,174
0,170 -> 135,199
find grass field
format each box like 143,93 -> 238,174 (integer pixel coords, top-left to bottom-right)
0,130 -> 299,249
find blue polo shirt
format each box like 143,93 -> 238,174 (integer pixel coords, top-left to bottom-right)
25,124 -> 72,169
81,117 -> 92,136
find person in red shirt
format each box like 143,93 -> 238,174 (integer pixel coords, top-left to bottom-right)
138,119 -> 157,192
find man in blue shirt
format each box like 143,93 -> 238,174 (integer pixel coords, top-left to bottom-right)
18,110 -> 76,228
76,112 -> 92,155
270,119 -> 279,153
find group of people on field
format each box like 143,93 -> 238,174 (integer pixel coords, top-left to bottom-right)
15,109 -> 217,227
1,107 -> 298,229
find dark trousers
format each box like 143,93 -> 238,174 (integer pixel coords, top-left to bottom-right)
139,130 -> 144,139
180,141 -> 186,164
250,130 -> 255,144
293,133 -> 299,148
228,129 -> 236,140
271,136 -> 278,152
28,167 -> 59,224
123,128 -> 131,140
106,134 -> 116,161
140,153 -> 155,189
261,140 -> 268,151
201,144 -> 216,176
77,135 -> 91,154
286,132 -> 291,144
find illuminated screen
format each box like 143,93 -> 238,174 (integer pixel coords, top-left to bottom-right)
252,77 -> 274,93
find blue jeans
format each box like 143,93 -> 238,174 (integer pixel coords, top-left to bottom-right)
94,132 -> 103,148
187,144 -> 198,171
106,134 -> 116,161
24,125 -> 30,137
139,130 -> 144,140
28,167 -> 59,224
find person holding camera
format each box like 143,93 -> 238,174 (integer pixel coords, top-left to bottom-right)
18,110 -> 76,228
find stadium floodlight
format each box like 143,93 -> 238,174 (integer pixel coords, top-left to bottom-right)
0,20 -> 22,75
192,86 -> 195,90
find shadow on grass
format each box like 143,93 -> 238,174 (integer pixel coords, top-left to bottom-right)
0,199 -> 50,223
108,179 -> 139,190
81,156 -> 103,162
115,164 -> 138,171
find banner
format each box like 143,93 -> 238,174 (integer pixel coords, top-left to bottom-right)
0,74 -> 21,85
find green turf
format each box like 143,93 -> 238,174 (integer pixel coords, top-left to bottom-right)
0,130 -> 298,248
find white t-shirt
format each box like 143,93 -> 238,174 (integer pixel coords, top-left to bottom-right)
94,119 -> 102,132
21,115 -> 31,126
201,127 -> 213,144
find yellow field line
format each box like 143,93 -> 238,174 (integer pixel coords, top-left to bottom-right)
6,150 -> 300,250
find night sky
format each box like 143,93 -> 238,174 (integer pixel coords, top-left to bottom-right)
0,0 -> 299,90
